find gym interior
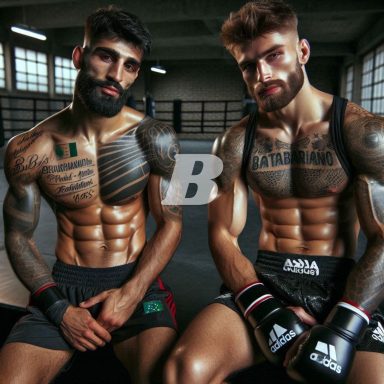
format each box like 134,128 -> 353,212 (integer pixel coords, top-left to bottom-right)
0,1 -> 383,383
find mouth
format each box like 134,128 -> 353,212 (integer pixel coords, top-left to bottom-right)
258,85 -> 280,98
100,85 -> 121,97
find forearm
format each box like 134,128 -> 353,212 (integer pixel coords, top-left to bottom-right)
343,238 -> 384,312
209,227 -> 257,293
5,230 -> 53,293
123,220 -> 181,301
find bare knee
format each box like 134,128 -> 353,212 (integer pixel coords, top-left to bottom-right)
164,346 -> 220,384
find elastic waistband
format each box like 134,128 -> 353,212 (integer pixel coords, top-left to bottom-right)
255,250 -> 355,280
52,260 -> 136,289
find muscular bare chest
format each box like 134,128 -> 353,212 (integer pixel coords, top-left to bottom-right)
39,126 -> 150,208
246,126 -> 350,199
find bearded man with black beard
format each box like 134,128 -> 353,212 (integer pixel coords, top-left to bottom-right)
0,7 -> 181,384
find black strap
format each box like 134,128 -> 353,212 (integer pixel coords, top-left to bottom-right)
242,109 -> 258,180
329,96 -> 353,178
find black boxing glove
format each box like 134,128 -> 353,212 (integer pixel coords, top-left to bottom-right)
235,282 -> 307,365
288,299 -> 370,383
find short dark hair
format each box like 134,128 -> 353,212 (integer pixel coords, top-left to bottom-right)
221,0 -> 298,52
84,6 -> 152,54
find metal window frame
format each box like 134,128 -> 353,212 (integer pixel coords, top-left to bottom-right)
14,46 -> 48,93
361,43 -> 384,115
53,55 -> 76,96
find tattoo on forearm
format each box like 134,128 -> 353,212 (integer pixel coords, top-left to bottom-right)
7,232 -> 53,292
344,242 -> 384,311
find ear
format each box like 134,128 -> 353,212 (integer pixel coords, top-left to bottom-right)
72,46 -> 84,69
297,39 -> 310,65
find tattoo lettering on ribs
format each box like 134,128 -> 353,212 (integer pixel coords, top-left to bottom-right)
98,126 -> 150,204
248,134 -> 348,197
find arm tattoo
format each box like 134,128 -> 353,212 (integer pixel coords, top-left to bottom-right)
214,126 -> 244,191
343,113 -> 384,311
4,130 -> 53,292
140,118 -> 181,221
140,118 -> 179,176
4,182 -> 53,292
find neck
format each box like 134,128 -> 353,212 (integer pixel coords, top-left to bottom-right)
69,93 -> 124,139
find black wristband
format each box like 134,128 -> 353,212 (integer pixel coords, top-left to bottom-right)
45,299 -> 71,327
32,284 -> 70,326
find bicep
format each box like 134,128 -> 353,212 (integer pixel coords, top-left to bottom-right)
354,175 -> 384,240
208,177 -> 248,241
147,174 -> 182,224
3,182 -> 41,236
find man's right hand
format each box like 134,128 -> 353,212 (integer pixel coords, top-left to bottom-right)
60,306 -> 112,352
235,282 -> 314,365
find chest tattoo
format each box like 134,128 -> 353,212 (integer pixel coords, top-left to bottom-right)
98,127 -> 150,204
247,133 -> 348,198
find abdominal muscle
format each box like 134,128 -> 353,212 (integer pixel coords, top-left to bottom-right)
256,193 -> 359,258
54,197 -> 147,267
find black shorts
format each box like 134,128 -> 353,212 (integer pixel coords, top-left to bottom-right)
213,250 -> 384,354
5,260 -> 177,350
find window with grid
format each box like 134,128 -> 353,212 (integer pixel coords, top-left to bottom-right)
361,43 -> 384,115
54,56 -> 77,95
0,43 -> 5,88
345,66 -> 353,101
14,47 -> 48,92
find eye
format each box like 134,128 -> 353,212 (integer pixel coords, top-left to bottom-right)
125,62 -> 139,73
99,53 -> 113,63
267,52 -> 282,61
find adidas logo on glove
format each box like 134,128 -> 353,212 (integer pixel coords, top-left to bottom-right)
268,324 -> 296,353
283,258 -> 319,276
310,341 -> 342,374
372,322 -> 384,343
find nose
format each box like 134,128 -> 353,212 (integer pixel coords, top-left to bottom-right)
107,59 -> 124,83
257,61 -> 272,83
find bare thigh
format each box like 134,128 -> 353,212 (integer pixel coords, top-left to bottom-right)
347,351 -> 384,384
164,303 -> 264,384
0,342 -> 73,384
113,327 -> 177,384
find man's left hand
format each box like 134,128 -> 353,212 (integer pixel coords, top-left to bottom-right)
80,288 -> 138,332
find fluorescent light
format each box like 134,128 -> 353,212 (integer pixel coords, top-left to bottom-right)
11,26 -> 47,41
151,65 -> 166,74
